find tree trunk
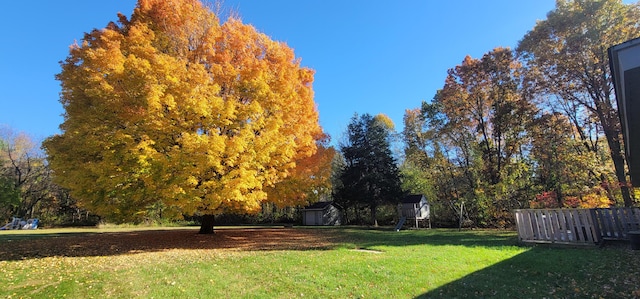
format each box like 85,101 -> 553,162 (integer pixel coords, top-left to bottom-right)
199,214 -> 215,234
612,150 -> 632,207
370,204 -> 378,227
602,122 -> 633,207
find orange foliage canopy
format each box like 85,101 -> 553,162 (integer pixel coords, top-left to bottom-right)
265,136 -> 336,208
44,0 -> 325,222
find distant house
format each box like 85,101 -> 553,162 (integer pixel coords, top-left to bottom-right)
302,201 -> 343,226
398,194 -> 431,228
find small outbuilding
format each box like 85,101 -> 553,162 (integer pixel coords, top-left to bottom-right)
302,201 -> 343,226
398,194 -> 431,229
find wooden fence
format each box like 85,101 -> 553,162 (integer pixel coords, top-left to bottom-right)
592,208 -> 640,240
514,207 -> 640,245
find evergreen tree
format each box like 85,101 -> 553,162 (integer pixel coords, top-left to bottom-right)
336,113 -> 403,226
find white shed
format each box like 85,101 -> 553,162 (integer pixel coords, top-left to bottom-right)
398,194 -> 431,229
302,202 -> 343,226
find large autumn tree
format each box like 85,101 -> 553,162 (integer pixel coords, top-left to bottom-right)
44,0 -> 323,233
437,48 -> 536,225
264,136 -> 336,208
402,48 -> 537,227
518,0 -> 640,207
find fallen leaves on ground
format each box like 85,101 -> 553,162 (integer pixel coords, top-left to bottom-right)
0,228 -> 338,261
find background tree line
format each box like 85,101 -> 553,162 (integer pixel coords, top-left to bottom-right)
399,0 -> 640,227
2,0 -> 639,228
333,0 -> 640,228
0,128 -> 97,226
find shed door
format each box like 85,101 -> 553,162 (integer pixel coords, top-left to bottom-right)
315,211 -> 323,225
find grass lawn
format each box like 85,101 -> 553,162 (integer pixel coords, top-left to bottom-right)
1,227 -> 639,298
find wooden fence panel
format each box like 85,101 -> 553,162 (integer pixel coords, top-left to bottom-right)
516,208 -> 640,245
580,209 -> 599,243
592,207 -> 640,240
562,209 -> 578,242
515,210 -> 533,241
514,209 -> 601,245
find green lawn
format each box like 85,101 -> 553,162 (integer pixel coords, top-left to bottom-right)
1,227 -> 638,298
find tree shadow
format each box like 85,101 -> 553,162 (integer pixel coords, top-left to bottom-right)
324,228 -> 639,297
414,243 -> 639,298
0,228 -> 339,261
3,227 -> 636,296
0,227 -> 523,262
330,227 -> 520,249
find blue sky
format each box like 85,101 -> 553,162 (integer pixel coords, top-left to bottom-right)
0,0 -> 557,144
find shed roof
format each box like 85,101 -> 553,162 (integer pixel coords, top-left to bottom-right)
303,201 -> 334,210
401,194 -> 425,204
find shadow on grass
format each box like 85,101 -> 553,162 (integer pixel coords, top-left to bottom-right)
0,227 -> 341,261
317,228 -> 640,297
0,226 -> 523,261
0,226 -> 518,261
0,226 -> 597,265
414,243 -> 640,298
331,227 -> 520,249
